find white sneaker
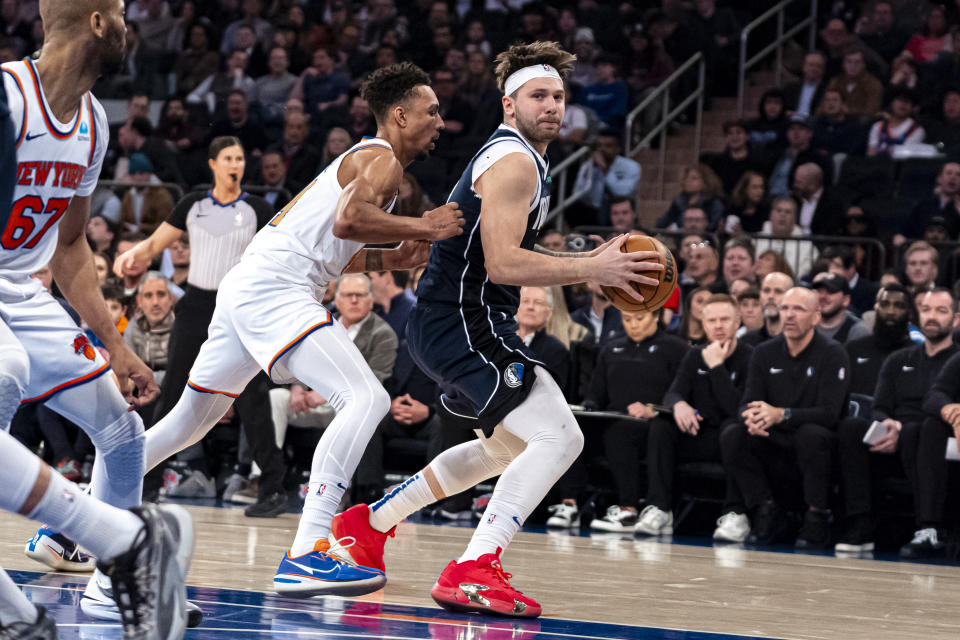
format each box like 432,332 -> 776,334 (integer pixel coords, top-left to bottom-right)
589,506 -> 639,532
634,505 -> 673,536
546,503 -> 580,528
166,468 -> 216,498
713,512 -> 750,543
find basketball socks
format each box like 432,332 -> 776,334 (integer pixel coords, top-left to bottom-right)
0,430 -> 143,562
284,330 -> 391,557
291,477 -> 347,556
0,566 -> 36,627
368,472 -> 438,533
460,368 -> 583,562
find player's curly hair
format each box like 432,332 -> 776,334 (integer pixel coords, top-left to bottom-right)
493,41 -> 576,95
361,62 -> 431,125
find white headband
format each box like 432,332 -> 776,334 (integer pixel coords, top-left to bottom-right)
504,64 -> 562,96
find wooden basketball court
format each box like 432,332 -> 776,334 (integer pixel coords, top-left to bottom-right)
2,503 -> 959,639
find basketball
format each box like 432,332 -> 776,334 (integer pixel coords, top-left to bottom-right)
601,235 -> 678,313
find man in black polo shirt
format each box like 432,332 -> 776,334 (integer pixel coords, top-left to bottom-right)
741,271 -> 794,347
585,309 -> 688,532
844,283 -> 912,398
721,287 -> 850,549
634,294 -> 753,540
900,290 -> 960,558
835,288 -> 958,553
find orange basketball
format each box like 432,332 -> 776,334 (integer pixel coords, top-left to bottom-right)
601,235 -> 678,313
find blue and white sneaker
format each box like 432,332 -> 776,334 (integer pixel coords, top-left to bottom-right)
274,537 -> 386,597
25,526 -> 95,572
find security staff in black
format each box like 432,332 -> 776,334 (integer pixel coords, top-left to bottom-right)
721,287 -> 850,549
899,289 -> 960,558
583,310 -> 688,531
835,289 -> 958,552
112,137 -> 288,516
843,284 -> 913,397
640,295 -> 752,536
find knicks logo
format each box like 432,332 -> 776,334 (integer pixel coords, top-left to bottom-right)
72,334 -> 96,361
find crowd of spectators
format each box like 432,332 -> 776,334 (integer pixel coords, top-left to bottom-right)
8,0 -> 960,559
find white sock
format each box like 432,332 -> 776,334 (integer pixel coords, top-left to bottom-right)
0,567 -> 37,627
459,508 -> 523,563
368,473 -> 437,533
290,477 -> 347,556
0,429 -> 143,562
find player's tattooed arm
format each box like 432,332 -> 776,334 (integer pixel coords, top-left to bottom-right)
534,244 -> 589,258
342,241 -> 430,274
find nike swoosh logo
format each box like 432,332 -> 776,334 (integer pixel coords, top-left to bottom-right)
769,368 -> 783,374
512,516 -> 522,526
697,368 -> 708,375
902,366 -> 914,372
612,347 -> 624,353
337,483 -> 346,490
857,357 -> 869,364
286,558 -> 336,576
25,132 -> 46,141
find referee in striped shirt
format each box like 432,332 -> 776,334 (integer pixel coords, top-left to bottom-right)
115,136 -> 288,516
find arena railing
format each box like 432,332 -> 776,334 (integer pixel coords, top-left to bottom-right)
737,0 -> 819,117
98,180 -> 185,203
624,53 -> 706,203
569,226 -> 887,283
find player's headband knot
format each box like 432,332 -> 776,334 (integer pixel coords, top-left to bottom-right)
504,64 -> 562,96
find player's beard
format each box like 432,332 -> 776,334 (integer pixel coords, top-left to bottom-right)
874,316 -> 908,348
514,109 -> 559,146
97,21 -> 127,77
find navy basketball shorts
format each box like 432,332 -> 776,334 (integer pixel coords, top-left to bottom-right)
406,302 -> 541,436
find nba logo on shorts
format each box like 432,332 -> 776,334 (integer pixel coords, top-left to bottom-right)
487,514 -> 497,524
503,363 -> 524,388
317,484 -> 327,496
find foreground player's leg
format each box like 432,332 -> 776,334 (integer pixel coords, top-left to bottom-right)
272,327 -> 392,597
0,429 -> 194,638
431,370 -> 582,617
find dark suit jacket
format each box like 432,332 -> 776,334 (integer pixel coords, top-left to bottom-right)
286,144 -> 323,194
782,80 -> 826,117
808,189 -> 844,237
849,277 -> 880,317
527,329 -> 571,394
571,305 -> 624,348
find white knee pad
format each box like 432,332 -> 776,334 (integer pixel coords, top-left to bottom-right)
94,411 -> 146,487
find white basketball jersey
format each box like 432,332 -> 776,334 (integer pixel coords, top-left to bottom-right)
243,136 -> 398,288
0,59 -> 108,278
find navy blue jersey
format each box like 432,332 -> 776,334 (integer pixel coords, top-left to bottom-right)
416,124 -> 551,315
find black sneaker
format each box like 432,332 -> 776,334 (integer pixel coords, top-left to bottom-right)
834,515 -> 875,553
0,605 -> 56,639
900,527 -> 946,559
795,509 -> 832,550
746,502 -> 787,545
244,491 -> 289,518
96,504 -> 194,640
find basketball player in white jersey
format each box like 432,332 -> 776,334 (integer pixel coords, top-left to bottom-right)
0,1 -> 193,637
328,42 -> 661,617
115,62 -> 464,597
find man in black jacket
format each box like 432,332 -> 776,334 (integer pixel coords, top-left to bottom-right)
899,289 -> 960,558
782,52 -> 827,119
843,283 -> 912,397
835,287 -> 957,554
635,294 -> 753,541
721,287 -> 850,549
586,309 -> 688,532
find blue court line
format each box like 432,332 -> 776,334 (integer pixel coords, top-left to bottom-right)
9,569 -> 790,640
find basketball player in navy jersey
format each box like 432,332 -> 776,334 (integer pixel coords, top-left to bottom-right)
329,41 -> 663,617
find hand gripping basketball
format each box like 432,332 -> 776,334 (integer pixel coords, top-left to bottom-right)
594,234 -> 678,313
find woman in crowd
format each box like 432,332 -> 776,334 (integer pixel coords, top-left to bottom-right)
675,286 -> 712,346
320,127 -> 353,171
657,164 -> 726,231
725,171 -> 769,234
754,249 -> 795,281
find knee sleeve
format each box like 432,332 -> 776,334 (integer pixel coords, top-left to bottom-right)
94,411 -> 146,487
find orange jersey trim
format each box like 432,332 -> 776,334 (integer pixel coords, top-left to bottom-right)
24,59 -> 82,140
2,68 -> 27,146
186,380 -> 240,398
20,363 -> 111,404
268,315 -> 334,377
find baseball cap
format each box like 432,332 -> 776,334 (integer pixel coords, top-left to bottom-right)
812,274 -> 850,295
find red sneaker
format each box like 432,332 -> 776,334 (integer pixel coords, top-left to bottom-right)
329,504 -> 395,572
429,548 -> 541,618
